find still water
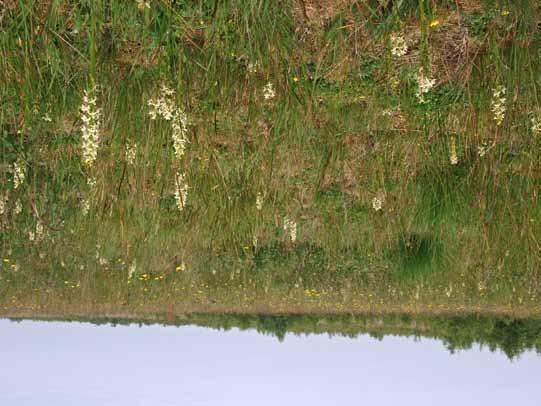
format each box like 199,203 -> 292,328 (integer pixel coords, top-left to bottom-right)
1,319 -> 540,406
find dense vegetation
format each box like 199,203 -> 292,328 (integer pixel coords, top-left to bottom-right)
1,0 -> 541,318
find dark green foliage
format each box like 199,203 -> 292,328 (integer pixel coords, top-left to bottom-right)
391,231 -> 442,277
252,242 -> 328,276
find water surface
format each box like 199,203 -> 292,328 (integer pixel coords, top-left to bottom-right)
1,319 -> 540,405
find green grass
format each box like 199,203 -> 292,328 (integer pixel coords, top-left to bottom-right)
1,0 -> 541,318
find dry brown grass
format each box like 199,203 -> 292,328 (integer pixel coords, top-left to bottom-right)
3,293 -> 541,320
291,1 -> 492,87
298,0 -> 359,23
115,42 -> 164,68
0,0 -> 17,24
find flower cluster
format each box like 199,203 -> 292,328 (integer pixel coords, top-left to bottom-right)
13,157 -> 26,190
263,82 -> 276,100
87,176 -> 97,189
148,84 -> 189,160
14,199 -> 22,215
531,116 -> 541,135
81,176 -> 97,217
81,199 -> 91,217
29,221 -> 44,243
491,86 -> 506,126
80,86 -> 101,168
125,141 -> 137,165
174,171 -> 189,211
148,83 -> 190,211
0,194 -> 6,216
445,284 -> 453,298
171,109 -> 188,160
148,84 -> 176,120
477,143 -> 487,158
283,216 -> 297,243
247,61 -> 259,74
176,262 -> 186,273
136,0 -> 150,10
372,196 -> 383,212
95,243 -> 109,266
449,137 -> 458,165
415,68 -> 436,104
256,192 -> 264,211
390,35 -> 408,57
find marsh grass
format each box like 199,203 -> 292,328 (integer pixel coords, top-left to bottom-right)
1,0 -> 541,318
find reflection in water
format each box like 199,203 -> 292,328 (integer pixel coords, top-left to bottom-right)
1,317 -> 540,406
10,313 -> 541,359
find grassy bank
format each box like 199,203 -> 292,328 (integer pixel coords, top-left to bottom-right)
1,0 -> 541,317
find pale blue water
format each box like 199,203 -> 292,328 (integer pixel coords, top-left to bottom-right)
0,319 -> 540,405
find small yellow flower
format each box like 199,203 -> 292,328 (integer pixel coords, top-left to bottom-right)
293,76 -> 299,82
501,10 -> 509,16
429,19 -> 439,28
